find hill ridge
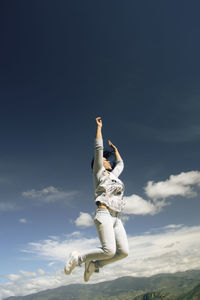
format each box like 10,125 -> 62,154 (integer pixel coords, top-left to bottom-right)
4,269 -> 200,300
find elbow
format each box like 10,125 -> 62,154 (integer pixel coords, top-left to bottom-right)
119,160 -> 124,173
95,146 -> 104,151
116,159 -> 124,168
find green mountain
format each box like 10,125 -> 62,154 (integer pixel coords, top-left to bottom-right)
4,270 -> 200,300
134,291 -> 172,299
134,283 -> 200,300
176,283 -> 200,300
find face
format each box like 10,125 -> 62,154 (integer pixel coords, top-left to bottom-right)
103,157 -> 112,170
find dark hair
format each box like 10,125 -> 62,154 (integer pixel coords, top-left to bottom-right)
91,149 -> 116,171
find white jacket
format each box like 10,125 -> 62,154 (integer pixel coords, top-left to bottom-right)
93,138 -> 126,212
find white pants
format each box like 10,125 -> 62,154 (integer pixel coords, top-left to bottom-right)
81,208 -> 129,268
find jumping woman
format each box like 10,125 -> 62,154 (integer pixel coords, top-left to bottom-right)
64,117 -> 129,282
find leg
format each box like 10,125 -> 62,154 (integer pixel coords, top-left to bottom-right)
80,209 -> 116,263
96,217 -> 129,268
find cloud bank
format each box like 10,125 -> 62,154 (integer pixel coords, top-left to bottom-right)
22,186 -> 78,204
124,170 -> 200,216
1,224 -> 200,299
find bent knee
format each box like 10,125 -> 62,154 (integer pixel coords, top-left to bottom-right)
118,249 -> 129,259
104,247 -> 116,258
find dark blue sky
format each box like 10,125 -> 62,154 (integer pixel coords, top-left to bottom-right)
0,1 -> 200,297
1,0 -> 199,178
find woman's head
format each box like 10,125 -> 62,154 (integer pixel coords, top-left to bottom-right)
103,157 -> 112,170
91,149 -> 116,171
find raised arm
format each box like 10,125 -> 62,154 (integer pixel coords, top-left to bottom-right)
96,117 -> 102,139
108,140 -> 122,161
108,140 -> 124,177
108,141 -> 122,161
93,117 -> 104,173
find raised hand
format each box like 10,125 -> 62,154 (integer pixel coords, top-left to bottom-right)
96,117 -> 102,139
108,140 -> 117,151
108,140 -> 122,161
96,117 -> 102,128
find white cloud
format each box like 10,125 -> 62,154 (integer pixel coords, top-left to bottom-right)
22,239 -> 68,262
0,202 -> 16,212
123,171 -> 200,216
5,274 -> 22,281
145,171 -> 200,200
0,271 -> 78,300
75,212 -> 93,228
68,231 -> 81,237
48,262 -> 56,267
64,231 -> 82,239
19,270 -> 36,278
19,218 -> 27,223
123,194 -> 167,215
37,269 -> 45,275
22,186 -> 78,204
1,224 -> 200,299
163,224 -> 184,230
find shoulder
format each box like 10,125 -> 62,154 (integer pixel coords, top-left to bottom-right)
93,166 -> 105,178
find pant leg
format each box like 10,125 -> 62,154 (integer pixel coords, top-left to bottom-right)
80,209 -> 116,263
96,216 -> 129,268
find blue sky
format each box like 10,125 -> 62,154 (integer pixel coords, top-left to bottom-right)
0,1 -> 200,298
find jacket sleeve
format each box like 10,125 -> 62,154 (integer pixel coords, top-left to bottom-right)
111,159 -> 124,177
93,138 -> 104,174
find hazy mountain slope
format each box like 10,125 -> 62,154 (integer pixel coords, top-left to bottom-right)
134,291 -> 172,300
4,270 -> 200,300
176,283 -> 200,300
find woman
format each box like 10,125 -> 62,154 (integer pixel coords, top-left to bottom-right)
64,117 -> 129,282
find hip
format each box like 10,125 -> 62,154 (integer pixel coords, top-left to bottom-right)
95,204 -> 120,218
